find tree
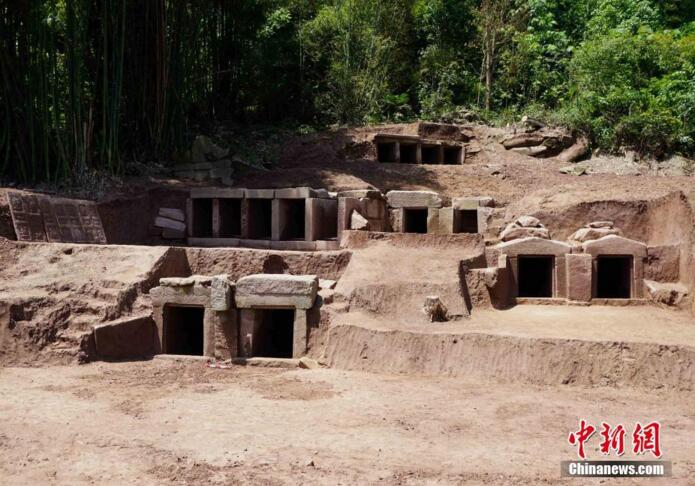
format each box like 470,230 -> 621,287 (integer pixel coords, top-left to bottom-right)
475,0 -> 525,110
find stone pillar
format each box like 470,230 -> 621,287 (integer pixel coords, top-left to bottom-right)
427,208 -> 439,234
390,208 -> 404,232
212,198 -> 220,238
186,199 -> 193,237
634,257 -> 645,298
240,199 -> 250,239
508,256 -> 519,299
566,253 -> 592,302
202,308 -> 216,357
152,304 -> 164,354
415,144 -> 422,164
394,141 -> 401,163
307,198 -> 338,241
214,309 -> 238,360
305,199 -> 316,241
271,199 -> 282,241
337,197 -> 360,236
555,256 -> 567,298
438,207 -> 454,234
437,146 -> 444,164
293,309 -> 308,358
239,309 -> 256,357
477,207 -> 493,234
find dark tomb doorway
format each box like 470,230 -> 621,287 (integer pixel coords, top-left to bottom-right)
518,256 -> 554,298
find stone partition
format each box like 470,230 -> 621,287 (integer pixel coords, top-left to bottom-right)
373,134 -> 465,165
337,190 -> 389,235
187,187 -> 339,251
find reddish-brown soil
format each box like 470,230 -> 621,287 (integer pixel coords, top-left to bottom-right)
1,361 -> 693,485
1,122 -> 694,484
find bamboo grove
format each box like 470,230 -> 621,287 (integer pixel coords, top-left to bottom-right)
1,1 -> 694,184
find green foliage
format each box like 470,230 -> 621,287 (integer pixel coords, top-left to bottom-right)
585,0 -> 663,37
566,27 -> 695,155
1,0 -> 694,185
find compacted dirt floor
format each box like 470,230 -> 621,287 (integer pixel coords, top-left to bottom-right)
0,361 -> 693,485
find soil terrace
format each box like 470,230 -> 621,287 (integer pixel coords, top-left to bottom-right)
1,122 -> 695,483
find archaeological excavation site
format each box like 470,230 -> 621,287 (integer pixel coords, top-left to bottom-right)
2,121 -> 695,483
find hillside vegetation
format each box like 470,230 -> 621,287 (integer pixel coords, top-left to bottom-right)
1,0 -> 694,183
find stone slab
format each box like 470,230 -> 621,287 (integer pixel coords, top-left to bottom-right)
190,187 -> 245,199
337,189 -> 384,200
275,187 -> 321,199
187,237 -> 241,247
386,190 -> 443,208
8,191 -> 47,241
235,274 -> 318,309
94,315 -> 155,359
244,189 -> 275,199
159,207 -> 185,221
582,235 -> 647,258
270,240 -> 317,251
493,237 -> 572,257
161,228 -> 186,239
154,216 -> 186,232
452,197 -> 495,210
314,240 -> 340,251
150,286 -> 210,307
9,191 -> 107,244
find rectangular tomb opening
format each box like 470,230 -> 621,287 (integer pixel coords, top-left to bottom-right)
279,199 -> 306,240
192,198 -> 213,237
453,209 -> 478,233
517,256 -> 553,298
596,256 -> 632,298
247,199 -> 272,239
403,208 -> 428,234
443,146 -> 462,165
253,309 -> 295,358
219,198 -> 242,237
163,305 -> 204,355
377,142 -> 397,163
421,145 -> 440,164
400,143 -> 418,164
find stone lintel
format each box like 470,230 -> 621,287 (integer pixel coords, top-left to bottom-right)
386,190 -> 443,209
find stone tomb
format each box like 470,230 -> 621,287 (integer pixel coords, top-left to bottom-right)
151,275 -> 235,358
492,237 -> 572,300
438,197 -> 494,235
235,274 -> 319,359
486,232 -> 649,304
150,273 -> 319,360
373,134 -> 465,165
387,190 -> 443,234
582,235 -> 647,299
384,191 -> 492,235
187,187 -> 338,250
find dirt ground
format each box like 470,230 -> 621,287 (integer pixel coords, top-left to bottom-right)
0,360 -> 693,485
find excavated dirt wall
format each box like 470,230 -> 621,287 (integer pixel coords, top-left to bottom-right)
323,324 -> 695,391
0,240 -> 190,364
185,248 -> 352,281
98,187 -> 189,245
